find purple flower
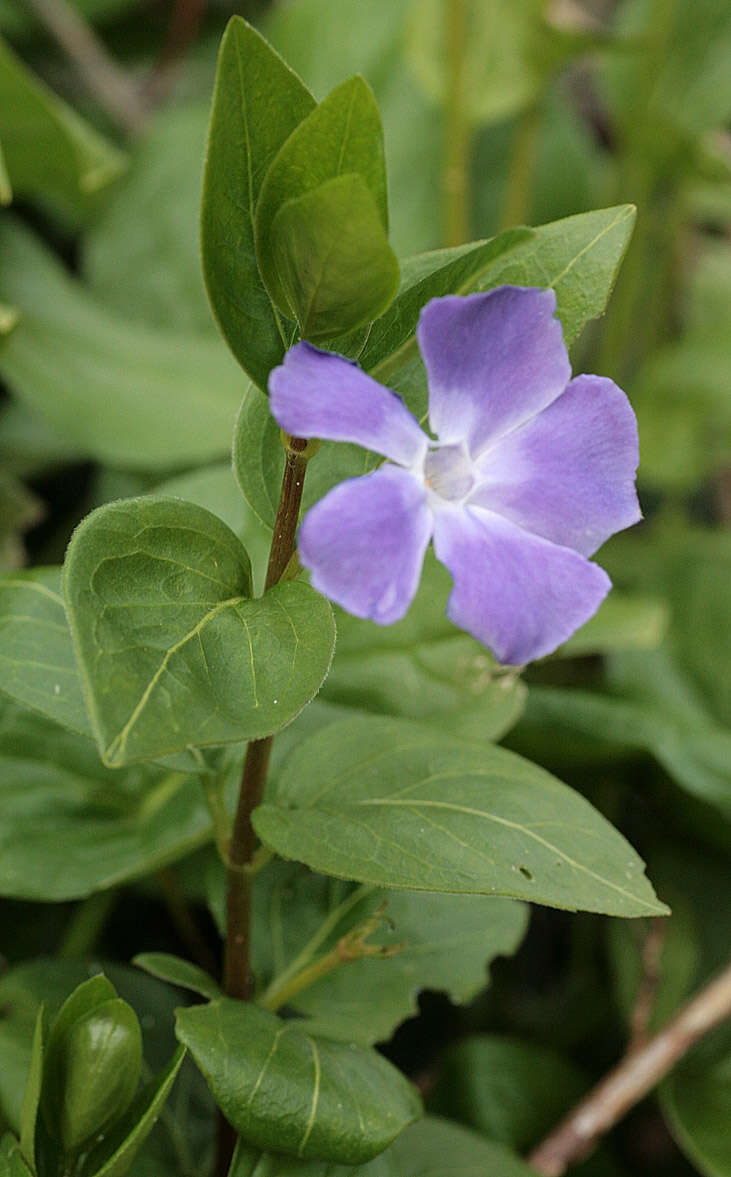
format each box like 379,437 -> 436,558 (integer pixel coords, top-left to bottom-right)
269,286 -> 641,665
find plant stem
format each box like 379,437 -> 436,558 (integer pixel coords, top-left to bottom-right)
222,435 -> 311,1002
442,0 -> 471,246
499,102 -> 541,231
24,0 -> 146,135
58,889 -> 116,957
529,961 -> 731,1175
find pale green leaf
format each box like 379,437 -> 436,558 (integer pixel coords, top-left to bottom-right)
175,999 -> 421,1162
0,36 -> 124,216
254,715 -> 667,916
0,1136 -> 32,1177
555,592 -> 669,657
229,1141 -> 396,1176
201,16 -> 315,388
18,1006 -> 44,1174
63,496 -> 335,766
0,702 -> 212,900
392,1115 -> 536,1176
0,220 -> 244,470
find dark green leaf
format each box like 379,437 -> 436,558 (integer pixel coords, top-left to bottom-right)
271,173 -> 399,340
660,1019 -> 731,1177
18,1005 -> 45,1174
201,17 -> 315,388
0,1136 -> 32,1177
255,865 -> 527,1045
0,36 -> 124,216
0,702 -> 212,900
391,1115 -> 536,1176
0,220 -> 244,470
430,1036 -> 587,1149
81,1045 -> 186,1177
63,496 -> 335,765
176,998 -> 421,1162
133,954 -> 221,1002
254,715 -> 667,916
255,75 -> 390,320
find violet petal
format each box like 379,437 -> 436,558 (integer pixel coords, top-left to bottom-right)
417,287 -> 571,455
269,342 -> 427,466
299,464 -> 432,624
472,374 -> 641,557
432,504 -> 611,664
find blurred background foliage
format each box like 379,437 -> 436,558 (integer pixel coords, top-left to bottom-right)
0,1 -> 728,1175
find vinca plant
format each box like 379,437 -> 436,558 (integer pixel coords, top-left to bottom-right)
0,3 -> 729,1177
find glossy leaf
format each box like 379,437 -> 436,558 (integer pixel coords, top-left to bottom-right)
270,173 -> 399,340
661,1020 -> 731,1177
133,954 -> 221,1002
391,1115 -> 535,1176
0,220 -> 244,470
0,1136 -> 32,1177
176,998 -> 421,1162
0,36 -> 124,215
0,702 -> 212,900
322,554 -> 526,744
63,496 -> 335,765
47,999 -> 142,1153
81,1045 -> 186,1177
201,17 -> 315,388
254,715 -> 667,916
250,861 -> 527,1045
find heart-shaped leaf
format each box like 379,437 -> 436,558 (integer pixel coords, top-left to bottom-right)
64,497 -> 335,766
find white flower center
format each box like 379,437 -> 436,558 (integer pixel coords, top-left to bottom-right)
423,443 -> 475,502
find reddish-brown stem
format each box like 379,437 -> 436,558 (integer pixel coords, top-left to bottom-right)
529,962 -> 731,1176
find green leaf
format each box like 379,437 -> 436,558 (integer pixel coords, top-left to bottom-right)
47,999 -> 142,1153
85,103 -> 214,333
360,228 -> 532,376
63,496 -> 335,765
0,219 -> 244,470
0,300 -> 19,334
430,1036 -> 587,1149
391,1115 -> 536,1176
81,1045 -> 186,1177
555,592 -> 669,657
0,36 -> 125,217
473,205 -> 636,346
229,1141 -> 396,1176
254,715 -> 667,917
255,75 -> 391,321
660,1019 -> 731,1177
175,998 -> 421,1162
201,16 -> 315,388
271,173 -> 399,340
0,702 -> 212,900
251,862 -> 527,1045
18,1005 -> 45,1174
322,554 -> 526,744
0,567 -> 92,737
0,1136 -> 33,1177
133,954 -> 221,1002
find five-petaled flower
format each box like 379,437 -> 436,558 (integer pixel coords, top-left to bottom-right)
269,286 -> 641,665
